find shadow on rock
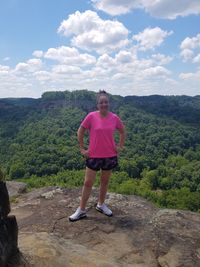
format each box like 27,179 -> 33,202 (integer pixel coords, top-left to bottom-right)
0,177 -> 29,267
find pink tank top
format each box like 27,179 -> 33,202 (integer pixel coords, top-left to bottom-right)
80,110 -> 124,158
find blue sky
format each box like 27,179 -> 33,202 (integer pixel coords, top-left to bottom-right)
0,0 -> 200,98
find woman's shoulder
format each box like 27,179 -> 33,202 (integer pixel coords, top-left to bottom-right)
88,111 -> 97,116
110,111 -> 119,118
87,110 -> 119,118
85,111 -> 96,116
83,111 -> 98,120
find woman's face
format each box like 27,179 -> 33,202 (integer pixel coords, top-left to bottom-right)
97,95 -> 109,113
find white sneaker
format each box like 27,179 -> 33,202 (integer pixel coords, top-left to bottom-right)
69,207 -> 87,222
96,202 -> 113,217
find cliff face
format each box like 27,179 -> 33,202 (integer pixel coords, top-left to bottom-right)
6,182 -> 200,267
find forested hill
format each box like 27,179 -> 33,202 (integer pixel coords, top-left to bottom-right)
0,89 -> 200,212
1,90 -> 200,125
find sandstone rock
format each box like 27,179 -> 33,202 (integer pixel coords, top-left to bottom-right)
40,188 -> 63,199
6,181 -> 27,198
9,186 -> 200,267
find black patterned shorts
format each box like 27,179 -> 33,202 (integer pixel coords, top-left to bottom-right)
85,156 -> 118,171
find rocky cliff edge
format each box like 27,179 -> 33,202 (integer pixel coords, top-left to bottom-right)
6,182 -> 200,267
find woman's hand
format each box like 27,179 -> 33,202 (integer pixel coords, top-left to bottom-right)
80,148 -> 90,158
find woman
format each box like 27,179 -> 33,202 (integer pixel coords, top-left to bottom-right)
69,90 -> 126,222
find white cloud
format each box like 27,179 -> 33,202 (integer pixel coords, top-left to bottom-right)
44,46 -> 96,65
180,34 -> 200,50
0,64 -> 38,98
92,0 -> 200,19
15,58 -> 42,73
143,66 -> 171,77
0,51 -> 167,97
179,69 -> 200,80
57,10 -> 129,54
142,0 -> 200,19
33,50 -> 44,58
0,51 -> 198,97
0,65 -> 10,74
92,0 -> 141,16
179,72 -> 194,80
115,50 -> 134,63
33,71 -> 51,81
91,48 -> 172,86
151,53 -> 173,65
180,48 -> 194,62
180,34 -> 200,62
132,27 -> 173,51
1,33 -> 198,98
52,65 -> 81,75
193,54 -> 200,63
96,53 -> 116,68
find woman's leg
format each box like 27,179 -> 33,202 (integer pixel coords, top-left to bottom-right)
98,169 -> 112,205
80,167 -> 97,210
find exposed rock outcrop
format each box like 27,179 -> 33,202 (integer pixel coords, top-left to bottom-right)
0,181 -> 27,267
8,185 -> 200,267
6,181 -> 27,198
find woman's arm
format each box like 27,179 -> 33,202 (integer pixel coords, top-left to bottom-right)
77,126 -> 89,157
77,126 -> 85,149
116,127 -> 126,152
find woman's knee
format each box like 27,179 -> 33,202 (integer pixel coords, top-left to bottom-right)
100,170 -> 112,185
84,179 -> 93,188
83,167 -> 97,188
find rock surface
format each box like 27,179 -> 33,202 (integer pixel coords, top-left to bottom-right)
6,181 -> 27,198
9,185 -> 200,267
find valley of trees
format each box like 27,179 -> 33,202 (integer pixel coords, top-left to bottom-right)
0,90 -> 200,212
